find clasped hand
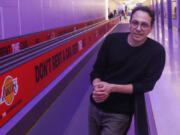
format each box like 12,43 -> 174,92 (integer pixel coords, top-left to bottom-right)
92,81 -> 112,103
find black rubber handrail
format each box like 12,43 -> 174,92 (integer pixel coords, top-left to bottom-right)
134,94 -> 149,135
134,93 -> 158,135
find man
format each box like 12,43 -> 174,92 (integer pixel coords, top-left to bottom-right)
88,6 -> 165,135
108,12 -> 114,19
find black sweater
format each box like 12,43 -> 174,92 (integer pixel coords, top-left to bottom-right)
90,32 -> 165,114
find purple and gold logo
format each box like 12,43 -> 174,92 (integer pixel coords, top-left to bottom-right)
0,76 -> 18,106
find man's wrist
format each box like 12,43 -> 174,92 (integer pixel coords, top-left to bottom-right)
110,84 -> 122,93
110,84 -> 133,94
109,83 -> 114,93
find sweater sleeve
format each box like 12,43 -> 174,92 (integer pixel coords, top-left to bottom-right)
133,46 -> 166,94
90,35 -> 110,83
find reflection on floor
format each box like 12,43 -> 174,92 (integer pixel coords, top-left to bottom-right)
149,23 -> 180,135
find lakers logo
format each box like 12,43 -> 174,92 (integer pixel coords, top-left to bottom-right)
0,76 -> 18,105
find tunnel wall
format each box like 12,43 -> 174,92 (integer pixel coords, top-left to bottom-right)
108,0 -> 118,13
0,0 -> 105,39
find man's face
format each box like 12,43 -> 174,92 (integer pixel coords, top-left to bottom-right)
129,10 -> 153,43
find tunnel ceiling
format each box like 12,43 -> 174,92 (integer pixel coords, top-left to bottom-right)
111,0 -> 150,5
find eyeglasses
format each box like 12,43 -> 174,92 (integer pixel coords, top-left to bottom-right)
130,20 -> 151,30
